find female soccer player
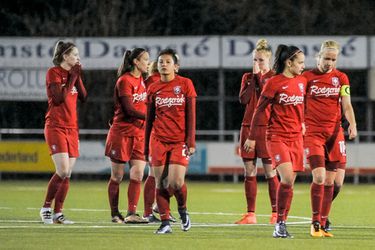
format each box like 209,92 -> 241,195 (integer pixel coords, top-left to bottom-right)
244,45 -> 306,238
143,61 -> 161,222
40,40 -> 87,224
236,39 -> 279,225
145,48 -> 196,234
105,48 -> 149,224
303,40 -> 357,237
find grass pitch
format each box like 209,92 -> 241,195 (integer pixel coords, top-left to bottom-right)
0,180 -> 374,249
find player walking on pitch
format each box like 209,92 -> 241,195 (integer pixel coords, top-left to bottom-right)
145,49 -> 197,234
244,44 -> 306,238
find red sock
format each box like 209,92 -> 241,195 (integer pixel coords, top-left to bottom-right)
127,179 -> 141,214
143,176 -> 156,216
54,177 -> 70,213
311,183 -> 324,223
267,175 -> 279,213
285,188 -> 293,219
156,188 -> 171,221
321,185 -> 334,227
43,173 -> 64,208
276,182 -> 292,222
244,176 -> 257,213
108,179 -> 120,216
174,183 -> 187,210
332,184 -> 341,201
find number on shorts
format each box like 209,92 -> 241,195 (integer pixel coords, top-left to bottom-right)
182,145 -> 187,157
338,140 -> 346,156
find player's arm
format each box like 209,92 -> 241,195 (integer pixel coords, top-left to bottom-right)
144,100 -> 156,159
341,93 -> 357,140
48,65 -> 80,105
119,96 -> 146,120
185,97 -> 196,155
75,76 -> 87,103
239,74 -> 259,104
243,95 -> 272,152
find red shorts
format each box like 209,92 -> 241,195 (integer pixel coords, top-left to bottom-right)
150,136 -> 189,167
267,138 -> 304,172
338,129 -> 346,170
105,126 -> 145,162
304,128 -> 346,168
44,126 -> 79,157
239,125 -> 270,160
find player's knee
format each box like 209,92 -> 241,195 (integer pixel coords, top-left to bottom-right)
282,178 -> 294,186
56,168 -> 70,179
111,174 -> 123,183
313,173 -> 325,184
244,163 -> 257,176
130,170 -> 144,181
169,179 -> 184,189
264,169 -> 276,179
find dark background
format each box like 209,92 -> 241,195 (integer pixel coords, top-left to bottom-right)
1,0 -> 374,140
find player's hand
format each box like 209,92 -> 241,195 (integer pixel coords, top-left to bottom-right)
187,147 -> 195,156
348,123 -> 357,140
243,139 -> 255,153
70,63 -> 82,76
253,61 -> 260,74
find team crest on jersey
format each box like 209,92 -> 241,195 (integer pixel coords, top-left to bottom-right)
70,86 -> 78,95
331,77 -> 339,87
275,154 -> 281,162
298,83 -> 304,93
173,86 -> 182,95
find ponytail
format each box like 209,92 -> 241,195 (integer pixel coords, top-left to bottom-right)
273,44 -> 301,74
52,40 -> 76,66
117,48 -> 147,78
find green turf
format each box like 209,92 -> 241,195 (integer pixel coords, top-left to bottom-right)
0,180 -> 374,249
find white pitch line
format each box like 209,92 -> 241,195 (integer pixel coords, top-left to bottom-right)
1,222 -> 375,230
23,207 -> 311,221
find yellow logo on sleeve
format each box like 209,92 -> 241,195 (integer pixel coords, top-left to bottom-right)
340,85 -> 350,96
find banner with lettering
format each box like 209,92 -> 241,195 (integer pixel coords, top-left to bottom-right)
0,141 -> 54,172
0,36 -> 368,70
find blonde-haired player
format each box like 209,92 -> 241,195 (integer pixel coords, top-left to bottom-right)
303,40 -> 357,237
236,39 -> 279,225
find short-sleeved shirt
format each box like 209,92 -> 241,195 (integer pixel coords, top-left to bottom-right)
262,74 -> 307,140
45,66 -> 79,128
303,69 -> 349,132
145,73 -> 161,89
147,75 -> 197,143
111,72 -> 147,137
240,70 -> 274,126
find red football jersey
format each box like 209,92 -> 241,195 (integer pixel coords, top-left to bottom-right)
147,75 -> 197,143
145,73 -> 161,89
240,70 -> 274,126
45,66 -> 79,128
303,69 -> 349,132
253,74 -> 307,140
112,72 -> 147,136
